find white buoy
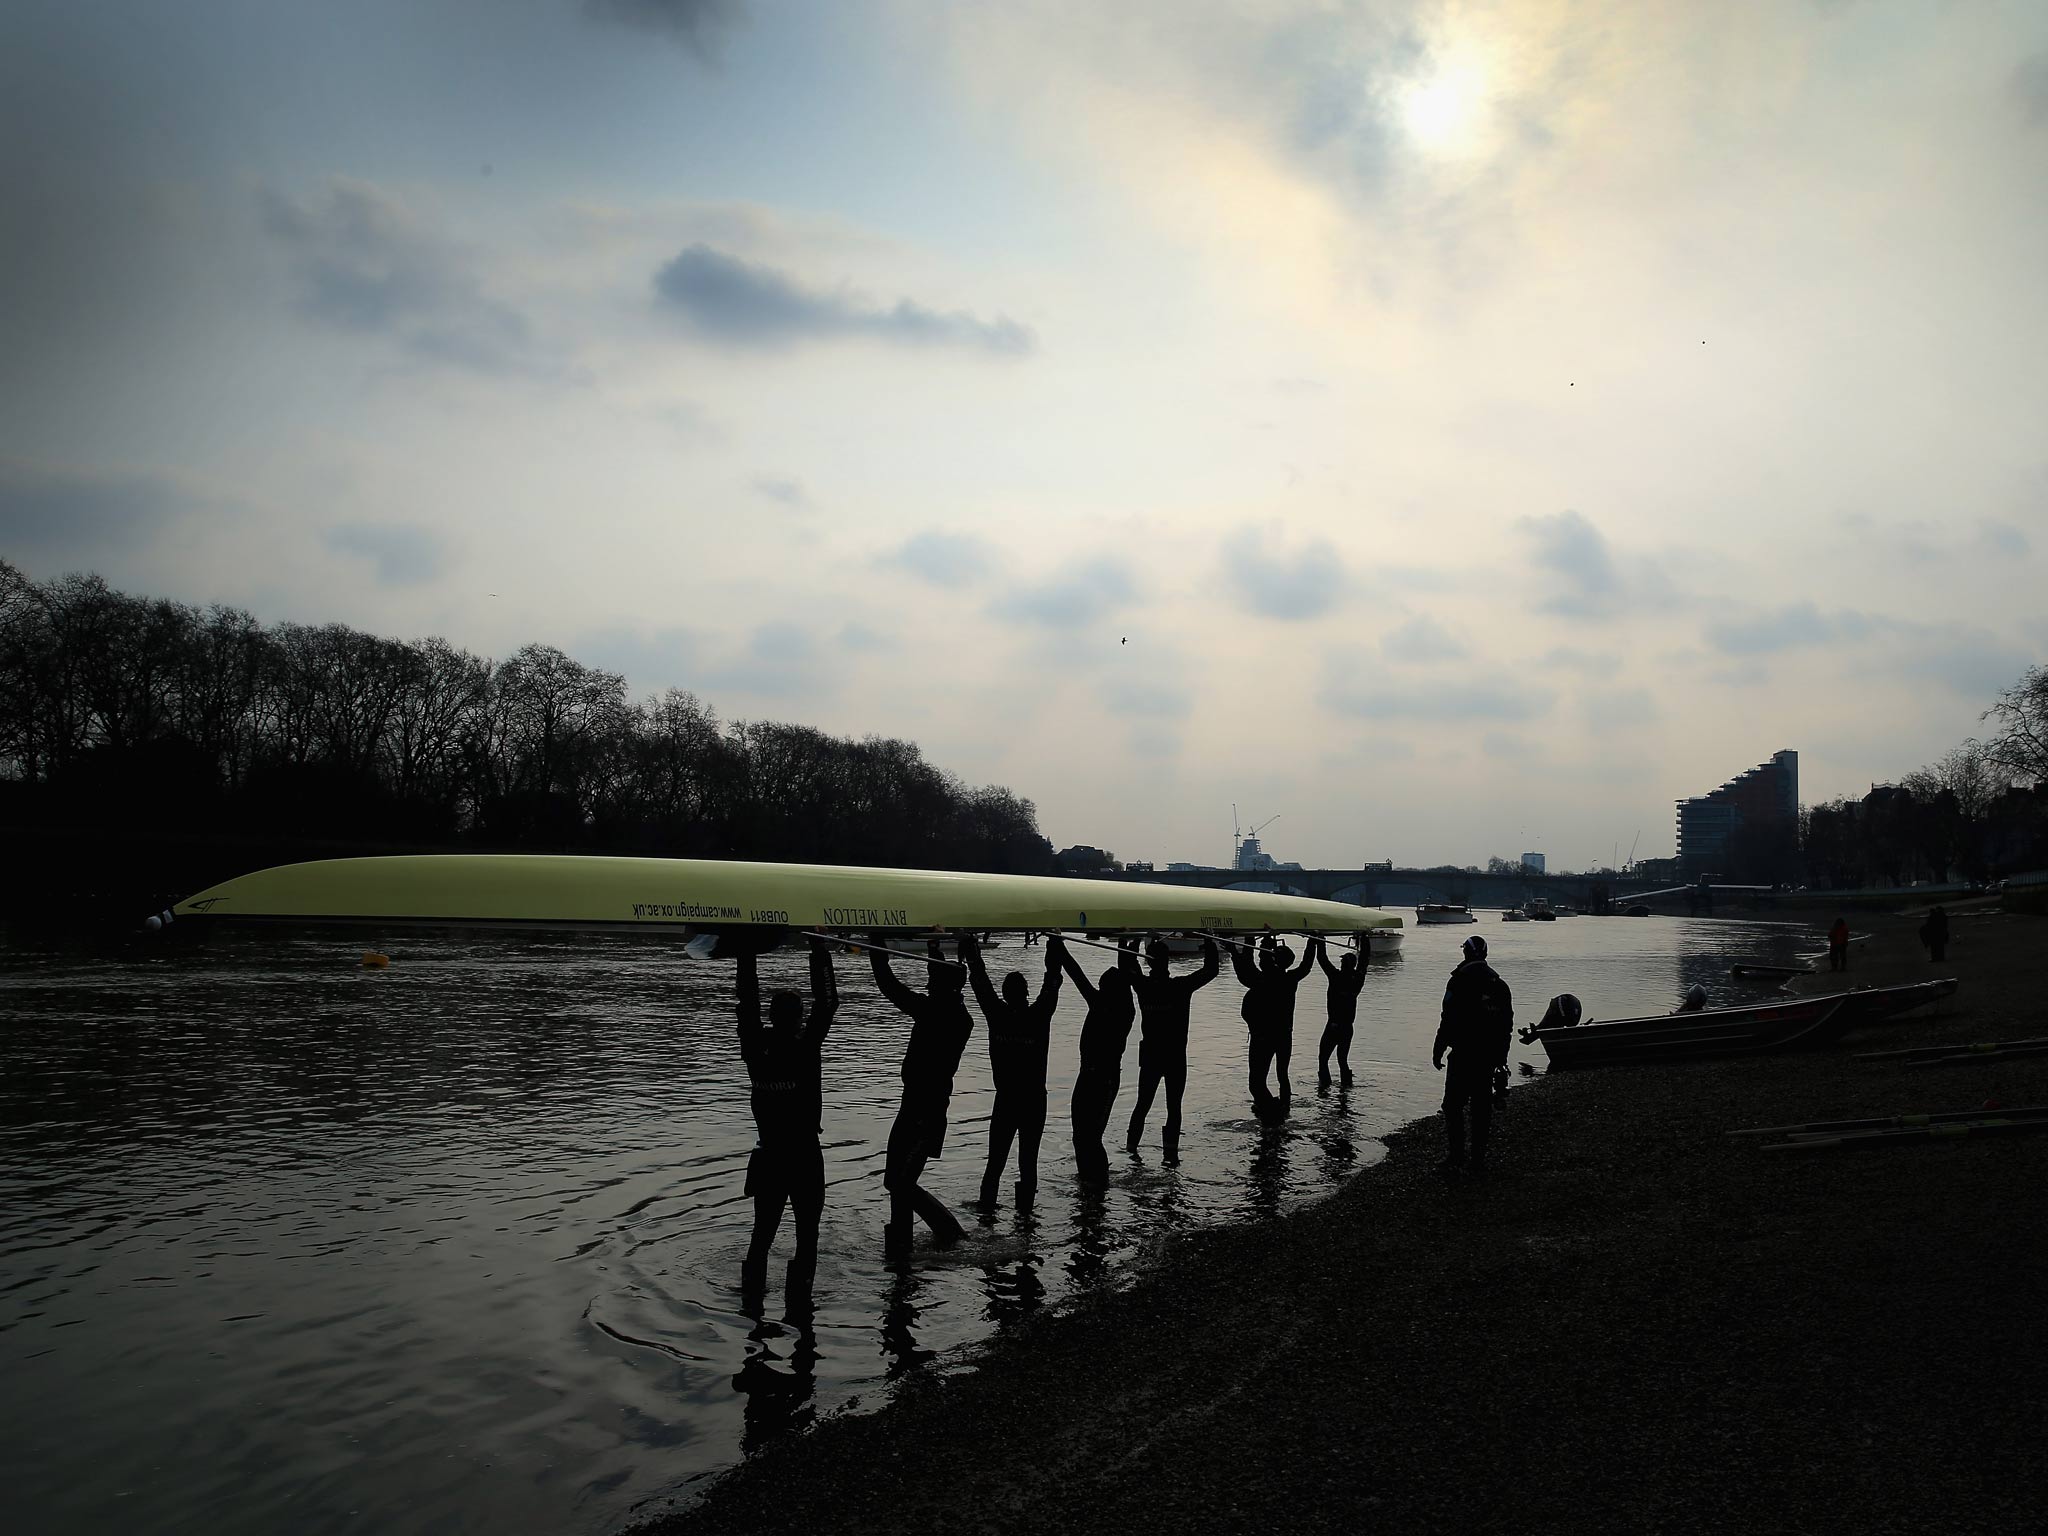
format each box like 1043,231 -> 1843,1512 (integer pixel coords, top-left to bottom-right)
145,915 -> 162,932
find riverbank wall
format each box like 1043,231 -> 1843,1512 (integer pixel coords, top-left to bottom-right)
650,909 -> 2047,1535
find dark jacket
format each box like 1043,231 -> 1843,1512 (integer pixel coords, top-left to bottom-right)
1315,936 -> 1368,1026
1435,958 -> 1513,1067
1231,941 -> 1313,1034
871,951 -> 974,1109
1119,940 -> 1220,1047
1061,948 -> 1137,1074
736,947 -> 836,1145
966,942 -> 1062,1093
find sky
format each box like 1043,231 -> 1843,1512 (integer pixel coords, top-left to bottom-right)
4,0 -> 2046,872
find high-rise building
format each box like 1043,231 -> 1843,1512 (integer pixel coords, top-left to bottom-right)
1521,852 -> 1545,874
1676,750 -> 1798,877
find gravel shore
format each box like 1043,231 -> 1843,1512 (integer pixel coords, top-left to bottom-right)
644,909 -> 2047,1535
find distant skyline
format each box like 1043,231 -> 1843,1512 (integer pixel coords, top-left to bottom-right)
5,0 -> 2045,870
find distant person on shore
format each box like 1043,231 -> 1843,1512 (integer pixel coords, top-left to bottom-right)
1122,935 -> 1221,1164
1060,938 -> 1137,1185
1232,935 -> 1315,1122
1828,916 -> 1851,973
963,933 -> 1064,1211
1433,933 -> 1513,1173
735,937 -> 837,1305
871,939 -> 974,1260
1314,934 -> 1368,1088
1920,906 -> 1950,963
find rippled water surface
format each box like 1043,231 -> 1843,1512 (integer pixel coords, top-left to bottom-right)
0,914 -> 1822,1534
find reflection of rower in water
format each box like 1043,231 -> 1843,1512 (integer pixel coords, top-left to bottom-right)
735,936 -> 837,1305
1313,934 -> 1368,1088
1058,937 -> 1137,1185
1121,936 -> 1221,1164
963,933 -> 1064,1211
870,939 -> 973,1261
1232,936 -> 1314,1121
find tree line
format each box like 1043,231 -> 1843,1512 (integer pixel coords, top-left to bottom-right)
0,562 -> 1055,874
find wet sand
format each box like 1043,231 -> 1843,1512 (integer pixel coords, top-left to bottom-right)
648,909 -> 2047,1535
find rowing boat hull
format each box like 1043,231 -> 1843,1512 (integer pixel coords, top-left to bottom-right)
1527,978 -> 1958,1069
172,855 -> 1404,938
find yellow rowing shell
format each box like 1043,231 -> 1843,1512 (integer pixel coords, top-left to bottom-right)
174,855 -> 1402,936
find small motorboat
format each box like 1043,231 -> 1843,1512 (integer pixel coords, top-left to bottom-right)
1501,909 -> 1530,922
1416,902 -> 1477,925
1523,979 -> 1958,1069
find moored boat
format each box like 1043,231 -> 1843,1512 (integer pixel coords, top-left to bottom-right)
1524,979 -> 1958,1069
1416,902 -> 1477,925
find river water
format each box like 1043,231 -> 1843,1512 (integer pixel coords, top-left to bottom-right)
1,913 -> 1822,1535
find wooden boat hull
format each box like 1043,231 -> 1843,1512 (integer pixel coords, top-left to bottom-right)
1527,979 -> 1957,1069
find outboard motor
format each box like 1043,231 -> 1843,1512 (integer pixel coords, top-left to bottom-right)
1539,993 -> 1584,1030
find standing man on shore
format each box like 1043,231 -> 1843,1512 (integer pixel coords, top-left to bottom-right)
963,933 -> 1064,1211
1432,933 -> 1513,1173
1231,937 -> 1315,1122
1122,936 -> 1221,1164
1828,916 -> 1851,973
1060,939 -> 1137,1186
871,939 -> 974,1260
735,937 -> 837,1307
1313,934 -> 1368,1088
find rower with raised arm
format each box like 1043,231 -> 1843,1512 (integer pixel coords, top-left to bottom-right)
1122,934 -> 1221,1165
1060,937 -> 1137,1185
735,936 -> 837,1306
963,933 -> 1064,1211
1232,935 -> 1316,1121
1314,933 -> 1369,1088
870,938 -> 974,1260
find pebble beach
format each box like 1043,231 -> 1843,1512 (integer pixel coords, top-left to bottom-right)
649,904 -> 2048,1535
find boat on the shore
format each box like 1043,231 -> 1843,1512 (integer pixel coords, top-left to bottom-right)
1416,902 -> 1476,925
1523,978 -> 1959,1069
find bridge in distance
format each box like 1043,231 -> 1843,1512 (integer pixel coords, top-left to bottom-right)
1111,865 -> 1668,912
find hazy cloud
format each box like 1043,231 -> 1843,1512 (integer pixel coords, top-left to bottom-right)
584,0 -> 747,64
2014,50 -> 2048,125
1704,602 -> 1879,656
751,475 -> 809,509
1101,678 -> 1192,719
1581,687 -> 1659,733
653,244 -> 1035,354
260,182 -> 538,375
888,530 -> 996,586
1321,673 -> 1553,723
323,523 -> 452,587
1521,510 -> 1621,619
1221,528 -> 1343,620
1380,614 -> 1467,663
836,621 -> 896,653
1979,519 -> 2031,558
989,557 -> 1135,627
0,460 -> 189,563
1537,646 -> 1622,678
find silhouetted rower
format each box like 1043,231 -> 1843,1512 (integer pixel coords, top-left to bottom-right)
1122,936 -> 1221,1164
871,940 -> 974,1260
964,933 -> 1064,1210
1232,936 -> 1314,1121
1314,934 -> 1368,1087
1060,938 -> 1137,1185
1433,933 -> 1513,1173
736,937 -> 837,1303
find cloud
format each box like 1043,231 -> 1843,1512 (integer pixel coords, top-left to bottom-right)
2014,50 -> 2048,126
751,475 -> 809,509
1704,602 -> 1879,656
652,244 -> 1035,354
1979,520 -> 2031,559
260,182 -> 542,375
1320,672 -> 1553,723
989,557 -> 1135,627
0,460 -> 191,565
1580,687 -> 1659,734
1379,614 -> 1467,663
887,530 -> 996,586
1521,510 -> 1622,619
579,620 -> 830,701
1537,646 -> 1621,678
584,0 -> 746,64
835,621 -> 895,653
323,523 -> 452,587
1100,678 -> 1192,719
1221,528 -> 1344,620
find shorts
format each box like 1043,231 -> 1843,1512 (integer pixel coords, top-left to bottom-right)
745,1139 -> 824,1199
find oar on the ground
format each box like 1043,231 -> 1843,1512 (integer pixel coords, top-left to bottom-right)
1728,1104 -> 2048,1139
1902,1042 -> 2048,1068
1760,1116 -> 2048,1154
1855,1036 -> 2048,1061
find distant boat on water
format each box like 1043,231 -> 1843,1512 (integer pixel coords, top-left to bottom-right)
1416,902 -> 1477,925
1501,909 -> 1530,922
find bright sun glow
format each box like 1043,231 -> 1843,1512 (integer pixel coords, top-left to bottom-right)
1399,60 -> 1488,156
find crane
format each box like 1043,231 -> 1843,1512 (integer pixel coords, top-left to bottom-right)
1232,806 -> 1281,869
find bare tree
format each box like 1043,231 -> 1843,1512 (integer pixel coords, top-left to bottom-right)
1983,665 -> 2048,784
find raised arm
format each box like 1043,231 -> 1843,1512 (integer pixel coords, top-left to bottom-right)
805,938 -> 837,1042
1056,938 -> 1099,1006
1116,939 -> 1141,981
1289,939 -> 1316,980
1031,938 -> 1065,1024
869,945 -> 919,1017
962,936 -> 1001,1020
1230,942 -> 1258,988
1179,937 -> 1221,994
1315,934 -> 1337,981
